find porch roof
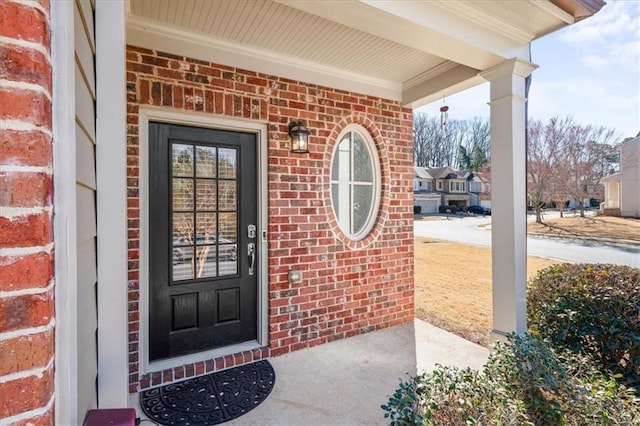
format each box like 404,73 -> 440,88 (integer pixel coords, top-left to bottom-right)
126,0 -> 604,108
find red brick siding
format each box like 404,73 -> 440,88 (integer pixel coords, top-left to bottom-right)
0,0 -> 55,424
126,46 -> 414,391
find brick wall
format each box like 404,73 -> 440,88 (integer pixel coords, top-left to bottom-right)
126,46 -> 414,391
0,0 -> 56,424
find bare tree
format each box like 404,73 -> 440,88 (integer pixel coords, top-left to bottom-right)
561,124 -> 618,217
414,112 -> 620,223
527,116 -> 620,221
458,117 -> 490,171
549,165 -> 573,218
527,119 -> 557,223
527,117 -> 575,222
414,112 -> 490,170
413,113 -> 454,167
413,113 -> 434,167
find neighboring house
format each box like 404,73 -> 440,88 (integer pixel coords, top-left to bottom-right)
468,174 -> 483,206
601,136 -> 640,217
475,169 -> 493,208
1,1 -> 604,424
413,167 -> 441,213
414,166 -> 480,212
431,167 -> 472,210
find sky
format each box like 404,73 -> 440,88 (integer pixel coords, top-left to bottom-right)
417,0 -> 640,141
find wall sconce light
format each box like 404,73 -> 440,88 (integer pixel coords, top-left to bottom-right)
288,120 -> 310,154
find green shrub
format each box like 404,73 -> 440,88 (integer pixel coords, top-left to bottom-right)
382,334 -> 640,425
381,365 -> 525,425
527,263 -> 640,389
486,335 -> 639,425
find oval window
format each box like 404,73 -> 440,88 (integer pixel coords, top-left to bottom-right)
330,125 -> 381,241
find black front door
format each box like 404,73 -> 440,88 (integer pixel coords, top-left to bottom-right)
149,122 -> 258,362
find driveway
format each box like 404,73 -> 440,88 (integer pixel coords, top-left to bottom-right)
414,215 -> 640,268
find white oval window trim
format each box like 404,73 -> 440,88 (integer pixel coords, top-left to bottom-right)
329,123 -> 382,241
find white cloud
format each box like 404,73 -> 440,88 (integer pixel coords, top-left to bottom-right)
608,39 -> 640,70
561,1 -> 638,45
582,55 -> 608,68
528,77 -> 639,136
559,2 -> 640,74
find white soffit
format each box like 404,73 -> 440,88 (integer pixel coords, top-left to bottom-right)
126,15 -> 405,101
126,0 -> 576,105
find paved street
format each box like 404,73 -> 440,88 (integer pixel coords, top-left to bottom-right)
414,214 -> 640,268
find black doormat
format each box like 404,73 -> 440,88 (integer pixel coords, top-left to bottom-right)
140,360 -> 276,425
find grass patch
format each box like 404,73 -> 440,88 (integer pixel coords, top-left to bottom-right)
414,215 -> 639,346
414,238 -> 558,346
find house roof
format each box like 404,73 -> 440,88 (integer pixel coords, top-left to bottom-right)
414,167 -> 434,179
426,167 -> 452,179
415,166 -> 476,180
126,0 -> 604,109
428,167 -> 471,180
601,172 -> 621,182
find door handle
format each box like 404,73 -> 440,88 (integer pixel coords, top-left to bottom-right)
247,242 -> 256,275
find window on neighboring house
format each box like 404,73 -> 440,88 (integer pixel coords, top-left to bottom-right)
426,181 -> 432,191
438,181 -> 442,190
330,124 -> 381,241
450,181 -> 465,192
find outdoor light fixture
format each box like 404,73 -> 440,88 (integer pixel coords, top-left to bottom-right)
288,120 -> 310,154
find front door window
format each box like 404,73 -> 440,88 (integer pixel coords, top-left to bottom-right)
171,144 -> 238,281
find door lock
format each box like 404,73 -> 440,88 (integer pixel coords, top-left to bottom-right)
247,224 -> 256,239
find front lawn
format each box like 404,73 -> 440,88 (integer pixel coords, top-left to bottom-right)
414,215 -> 640,347
414,238 -> 556,346
527,215 -> 640,242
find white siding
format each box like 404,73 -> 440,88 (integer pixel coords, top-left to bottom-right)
620,138 -> 640,217
75,0 -> 98,418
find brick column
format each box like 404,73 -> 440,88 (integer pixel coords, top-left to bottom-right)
0,0 -> 56,424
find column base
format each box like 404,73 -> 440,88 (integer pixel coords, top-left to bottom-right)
490,329 -> 511,343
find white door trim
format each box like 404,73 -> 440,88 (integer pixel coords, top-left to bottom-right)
138,107 -> 269,375
52,1 -> 78,423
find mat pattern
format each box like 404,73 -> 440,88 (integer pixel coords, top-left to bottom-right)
140,360 -> 276,425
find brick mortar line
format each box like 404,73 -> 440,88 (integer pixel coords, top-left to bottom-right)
0,319 -> 54,343
0,36 -> 51,60
0,357 -> 53,384
0,206 -> 52,218
0,119 -> 52,136
0,392 -> 54,424
0,280 -> 54,298
7,0 -> 50,19
0,243 -> 54,257
0,79 -> 51,101
0,165 -> 53,174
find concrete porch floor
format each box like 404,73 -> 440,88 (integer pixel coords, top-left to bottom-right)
131,319 -> 489,425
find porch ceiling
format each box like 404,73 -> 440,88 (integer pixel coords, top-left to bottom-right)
126,0 -> 602,108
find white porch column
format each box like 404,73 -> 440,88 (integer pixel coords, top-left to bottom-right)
96,0 -> 128,407
481,58 -> 537,340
